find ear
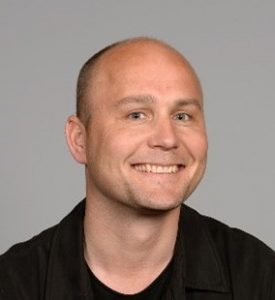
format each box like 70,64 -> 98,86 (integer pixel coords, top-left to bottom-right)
65,115 -> 87,164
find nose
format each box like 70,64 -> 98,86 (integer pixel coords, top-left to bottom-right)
147,117 -> 179,150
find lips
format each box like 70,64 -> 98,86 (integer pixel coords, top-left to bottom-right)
132,163 -> 184,174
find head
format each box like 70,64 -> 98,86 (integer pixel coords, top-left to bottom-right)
66,37 -> 208,213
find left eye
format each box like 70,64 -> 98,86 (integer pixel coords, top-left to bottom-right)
174,112 -> 191,121
128,112 -> 146,119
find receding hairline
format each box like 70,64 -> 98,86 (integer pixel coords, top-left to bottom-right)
76,37 -> 202,126
89,37 -> 195,79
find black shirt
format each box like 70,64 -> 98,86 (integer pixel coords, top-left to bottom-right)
88,260 -> 173,300
0,200 -> 274,299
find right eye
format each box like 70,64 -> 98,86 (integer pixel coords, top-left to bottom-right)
128,112 -> 146,120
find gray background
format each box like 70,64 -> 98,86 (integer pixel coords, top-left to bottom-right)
1,0 -> 274,253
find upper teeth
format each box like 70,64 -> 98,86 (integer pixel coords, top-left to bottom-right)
134,164 -> 180,174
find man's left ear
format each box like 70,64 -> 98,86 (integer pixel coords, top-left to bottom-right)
65,115 -> 87,164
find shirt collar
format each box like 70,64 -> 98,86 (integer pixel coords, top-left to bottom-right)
174,204 -> 229,293
45,201 -> 229,299
45,201 -> 91,299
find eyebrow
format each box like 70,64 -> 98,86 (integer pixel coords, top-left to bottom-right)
114,95 -> 155,108
114,94 -> 202,110
173,98 -> 203,110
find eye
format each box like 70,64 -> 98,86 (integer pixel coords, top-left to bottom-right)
128,112 -> 146,120
174,112 -> 191,121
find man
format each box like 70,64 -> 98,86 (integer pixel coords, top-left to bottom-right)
0,37 -> 274,299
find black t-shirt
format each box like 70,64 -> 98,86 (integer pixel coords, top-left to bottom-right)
87,261 -> 172,300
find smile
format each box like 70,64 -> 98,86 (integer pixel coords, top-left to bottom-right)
133,164 -> 183,174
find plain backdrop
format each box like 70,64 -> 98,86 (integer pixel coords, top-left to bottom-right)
1,0 -> 274,253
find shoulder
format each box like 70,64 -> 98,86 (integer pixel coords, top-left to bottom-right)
201,210 -> 274,263
182,204 -> 275,297
0,225 -> 57,299
183,204 -> 274,258
204,213 -> 275,298
0,200 -> 85,299
0,224 -> 57,263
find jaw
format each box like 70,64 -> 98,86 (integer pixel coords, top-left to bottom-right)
122,163 -> 188,209
127,160 -> 206,205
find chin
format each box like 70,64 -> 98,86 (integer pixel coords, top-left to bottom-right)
122,184 -> 191,214
131,196 -> 184,215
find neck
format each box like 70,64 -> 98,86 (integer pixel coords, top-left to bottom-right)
83,196 -> 180,294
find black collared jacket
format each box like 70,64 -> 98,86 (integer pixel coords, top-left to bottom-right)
0,200 -> 274,299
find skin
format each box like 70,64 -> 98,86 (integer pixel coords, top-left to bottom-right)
66,40 -> 208,294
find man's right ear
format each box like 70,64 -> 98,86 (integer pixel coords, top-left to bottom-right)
65,115 -> 87,164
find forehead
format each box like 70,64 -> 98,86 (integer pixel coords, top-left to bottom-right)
89,41 -> 203,106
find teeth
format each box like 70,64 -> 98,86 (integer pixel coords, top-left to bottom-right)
134,164 -> 180,174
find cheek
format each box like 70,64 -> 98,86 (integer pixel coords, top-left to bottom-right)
87,125 -> 140,166
185,131 -> 208,161
106,131 -> 144,164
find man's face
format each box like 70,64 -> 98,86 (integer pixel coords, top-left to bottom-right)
83,43 -> 208,213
